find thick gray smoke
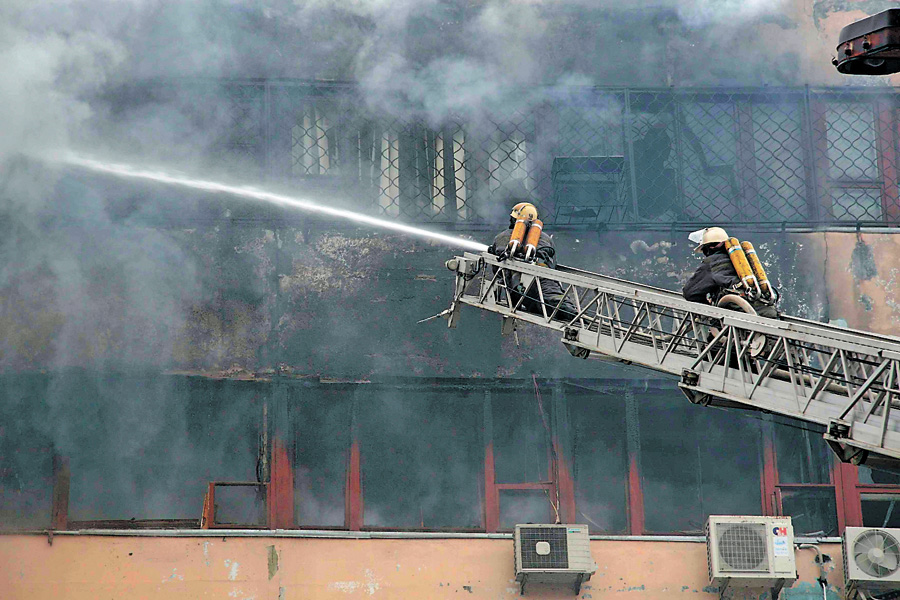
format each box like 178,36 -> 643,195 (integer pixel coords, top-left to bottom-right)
0,0 -> 810,371
0,0 -> 871,528
1,0 -> 801,165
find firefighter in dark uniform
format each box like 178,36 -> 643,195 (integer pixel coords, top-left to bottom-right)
488,202 -> 578,321
683,227 -> 778,318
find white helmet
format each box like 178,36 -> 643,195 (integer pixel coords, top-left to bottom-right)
689,227 -> 728,253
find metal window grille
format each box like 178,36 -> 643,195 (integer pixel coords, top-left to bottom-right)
199,81 -> 900,228
717,523 -> 769,572
518,526 -> 569,569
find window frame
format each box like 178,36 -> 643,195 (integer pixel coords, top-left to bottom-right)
34,376 -> 898,536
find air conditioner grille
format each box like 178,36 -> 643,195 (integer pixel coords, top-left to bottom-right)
853,529 -> 900,578
519,527 -> 569,569
718,523 -> 769,572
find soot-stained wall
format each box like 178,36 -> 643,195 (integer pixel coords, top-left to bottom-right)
0,186 -> 838,379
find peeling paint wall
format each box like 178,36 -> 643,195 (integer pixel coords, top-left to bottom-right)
0,535 -> 846,600
795,232 -> 900,335
800,0 -> 900,85
0,224 -> 851,379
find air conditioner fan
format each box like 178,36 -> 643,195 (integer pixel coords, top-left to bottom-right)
854,529 -> 900,578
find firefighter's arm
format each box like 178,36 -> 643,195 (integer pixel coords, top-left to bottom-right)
682,265 -> 716,304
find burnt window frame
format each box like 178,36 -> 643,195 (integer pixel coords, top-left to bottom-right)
23,375 -> 898,536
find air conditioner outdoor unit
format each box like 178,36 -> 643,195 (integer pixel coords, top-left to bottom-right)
706,516 -> 797,592
513,524 -> 596,596
844,527 -> 900,598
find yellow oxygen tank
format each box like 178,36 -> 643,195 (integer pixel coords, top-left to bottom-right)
725,237 -> 760,297
507,218 -> 529,256
523,219 -> 544,262
740,241 -> 773,300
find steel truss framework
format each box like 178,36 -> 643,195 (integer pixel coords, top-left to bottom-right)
447,252 -> 900,468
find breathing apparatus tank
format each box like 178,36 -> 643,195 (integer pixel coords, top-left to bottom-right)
506,218 -> 529,257
523,219 -> 544,262
740,241 -> 775,302
724,238 -> 762,299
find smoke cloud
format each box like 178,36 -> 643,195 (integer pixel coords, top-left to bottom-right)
0,0 -> 861,528
1,0 -> 802,166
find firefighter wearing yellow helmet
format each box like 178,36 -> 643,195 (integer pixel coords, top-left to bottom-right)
683,227 -> 778,318
487,202 -> 577,321
510,201 -> 539,221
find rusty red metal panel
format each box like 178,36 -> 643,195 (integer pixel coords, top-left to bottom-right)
201,483 -> 215,529
761,440 -> 778,515
483,441 -> 499,533
877,100 -> 900,221
345,439 -> 362,531
554,442 -> 577,525
51,454 -> 69,531
836,463 -> 864,528
267,438 -> 294,529
627,454 -> 644,535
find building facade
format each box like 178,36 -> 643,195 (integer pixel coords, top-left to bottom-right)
5,75 -> 900,597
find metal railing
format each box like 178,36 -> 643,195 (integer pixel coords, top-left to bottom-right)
445,251 -> 900,467
166,81 -> 900,229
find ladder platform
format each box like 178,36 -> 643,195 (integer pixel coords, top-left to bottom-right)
445,252 -> 900,468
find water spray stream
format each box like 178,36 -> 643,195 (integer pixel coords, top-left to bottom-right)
56,154 -> 489,252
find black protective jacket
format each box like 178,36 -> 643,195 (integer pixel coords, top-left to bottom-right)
683,248 -> 778,318
682,249 -> 740,304
488,228 -> 576,320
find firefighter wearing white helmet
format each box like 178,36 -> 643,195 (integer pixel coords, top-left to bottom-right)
487,201 -> 577,321
683,227 -> 778,318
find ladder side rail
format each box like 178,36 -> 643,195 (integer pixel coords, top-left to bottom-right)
462,260 -> 895,395
472,253 -> 900,354
457,255 -> 900,409
452,253 -> 900,464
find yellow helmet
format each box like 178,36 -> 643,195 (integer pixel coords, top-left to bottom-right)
510,202 -> 538,221
692,226 -> 729,252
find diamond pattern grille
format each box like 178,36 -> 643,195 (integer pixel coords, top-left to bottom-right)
202,83 -> 900,227
717,523 -> 769,572
519,527 -> 569,569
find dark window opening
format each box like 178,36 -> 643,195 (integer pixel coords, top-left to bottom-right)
500,489 -> 553,530
771,417 -> 837,536
292,386 -> 351,528
568,386 -> 627,533
64,374 -> 261,525
639,390 -> 762,534
491,391 -> 550,485
0,375 -> 53,530
359,388 -> 483,529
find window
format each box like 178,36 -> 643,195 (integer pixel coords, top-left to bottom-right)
568,385 -> 627,533
11,374 -> 893,536
750,101 -> 809,220
770,417 -> 838,537
489,388 -> 557,530
292,386 -> 352,528
849,466 -> 900,529
66,374 -> 262,525
359,387 -> 483,529
0,375 -> 53,530
638,389 -> 762,534
825,101 -> 886,221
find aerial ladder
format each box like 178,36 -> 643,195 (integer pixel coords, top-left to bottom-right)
443,251 -> 900,471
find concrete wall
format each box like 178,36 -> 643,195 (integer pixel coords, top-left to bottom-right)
0,534 -> 845,600
798,231 -> 900,336
0,223 -> 843,379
